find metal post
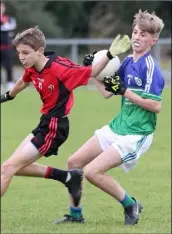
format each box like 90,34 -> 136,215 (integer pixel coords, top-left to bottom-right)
71,44 -> 78,63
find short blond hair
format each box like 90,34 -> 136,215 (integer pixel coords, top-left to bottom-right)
12,26 -> 46,51
132,9 -> 164,38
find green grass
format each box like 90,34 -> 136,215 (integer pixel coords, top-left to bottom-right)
1,87 -> 171,234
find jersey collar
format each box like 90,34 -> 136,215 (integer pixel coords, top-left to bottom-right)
44,51 -> 57,68
141,51 -> 151,59
28,51 -> 57,74
133,51 -> 151,64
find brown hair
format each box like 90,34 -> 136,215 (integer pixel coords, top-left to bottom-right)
132,9 -> 164,38
12,26 -> 46,51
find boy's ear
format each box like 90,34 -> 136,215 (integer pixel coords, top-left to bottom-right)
152,37 -> 158,46
38,47 -> 44,54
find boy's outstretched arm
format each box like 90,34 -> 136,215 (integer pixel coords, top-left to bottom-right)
0,78 -> 30,103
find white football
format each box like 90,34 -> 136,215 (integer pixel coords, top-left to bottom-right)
92,50 -> 120,81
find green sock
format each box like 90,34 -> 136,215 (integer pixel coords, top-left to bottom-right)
69,206 -> 82,219
119,193 -> 136,208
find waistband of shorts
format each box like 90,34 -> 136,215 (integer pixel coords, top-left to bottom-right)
42,114 -> 68,119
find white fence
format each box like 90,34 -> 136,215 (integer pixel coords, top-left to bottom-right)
46,38 -> 171,63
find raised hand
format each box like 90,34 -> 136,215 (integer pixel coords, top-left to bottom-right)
107,35 -> 131,59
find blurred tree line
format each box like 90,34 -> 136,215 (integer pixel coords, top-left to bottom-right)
5,1 -> 171,38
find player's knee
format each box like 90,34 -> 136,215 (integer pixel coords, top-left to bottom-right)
1,161 -> 17,177
67,157 -> 81,169
84,165 -> 96,181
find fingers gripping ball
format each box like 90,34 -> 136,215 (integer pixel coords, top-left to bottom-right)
83,51 -> 97,66
103,75 -> 126,95
92,50 -> 120,81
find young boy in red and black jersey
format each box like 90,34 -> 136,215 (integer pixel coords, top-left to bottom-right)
0,26 -> 130,220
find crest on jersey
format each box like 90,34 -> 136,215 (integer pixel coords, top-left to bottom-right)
134,77 -> 142,86
48,84 -> 55,91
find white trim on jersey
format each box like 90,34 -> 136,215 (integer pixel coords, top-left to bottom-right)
129,88 -> 143,91
145,55 -> 155,93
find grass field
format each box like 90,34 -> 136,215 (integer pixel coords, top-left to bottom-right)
1,87 -> 171,234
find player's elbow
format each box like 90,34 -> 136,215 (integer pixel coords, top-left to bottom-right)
155,101 -> 162,113
103,93 -> 113,99
104,95 -> 110,99
154,106 -> 161,113
151,101 -> 161,113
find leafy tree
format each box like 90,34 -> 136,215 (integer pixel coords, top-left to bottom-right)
46,1 -> 96,38
5,1 -> 171,38
5,1 -> 62,37
89,1 -> 171,38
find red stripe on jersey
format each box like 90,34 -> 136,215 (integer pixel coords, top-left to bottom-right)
39,117 -> 57,155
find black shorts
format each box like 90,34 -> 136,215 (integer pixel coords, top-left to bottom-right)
31,114 -> 69,157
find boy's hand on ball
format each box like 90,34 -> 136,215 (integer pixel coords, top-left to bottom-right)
107,35 -> 131,59
103,74 -> 126,95
83,51 -> 97,66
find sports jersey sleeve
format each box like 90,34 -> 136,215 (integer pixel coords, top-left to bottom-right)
141,65 -> 165,101
64,66 -> 92,91
56,57 -> 92,91
22,69 -> 32,83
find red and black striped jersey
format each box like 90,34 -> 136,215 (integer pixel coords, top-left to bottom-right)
22,52 -> 92,117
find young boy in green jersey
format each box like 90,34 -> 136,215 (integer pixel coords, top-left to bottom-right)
55,9 -> 165,225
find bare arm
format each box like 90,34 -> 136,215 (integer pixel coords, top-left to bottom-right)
92,78 -> 113,99
90,55 -> 109,78
9,78 -> 30,97
124,89 -> 161,113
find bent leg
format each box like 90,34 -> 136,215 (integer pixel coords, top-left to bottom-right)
84,145 -> 126,201
11,133 -> 47,177
54,136 -> 103,223
66,136 -> 102,216
15,163 -> 48,177
1,139 -> 42,197
67,136 -> 103,169
13,135 -> 69,182
13,133 -> 76,187
84,145 -> 143,225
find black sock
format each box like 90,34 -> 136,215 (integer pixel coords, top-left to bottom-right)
45,167 -> 68,184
